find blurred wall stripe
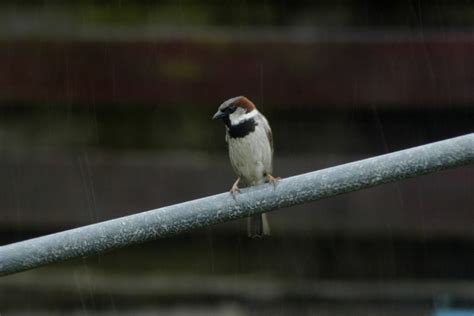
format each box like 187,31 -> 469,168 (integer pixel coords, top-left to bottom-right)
0,34 -> 473,106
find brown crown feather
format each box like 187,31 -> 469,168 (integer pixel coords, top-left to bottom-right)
233,96 -> 256,112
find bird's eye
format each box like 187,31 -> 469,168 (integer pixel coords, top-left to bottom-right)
225,105 -> 236,113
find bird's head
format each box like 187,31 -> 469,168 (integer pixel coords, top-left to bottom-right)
212,96 -> 256,125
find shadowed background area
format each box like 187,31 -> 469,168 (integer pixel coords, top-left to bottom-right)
0,1 -> 473,315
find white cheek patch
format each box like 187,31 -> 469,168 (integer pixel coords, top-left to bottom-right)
229,109 -> 258,125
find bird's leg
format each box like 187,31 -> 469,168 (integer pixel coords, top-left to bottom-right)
230,177 -> 241,193
266,174 -> 280,187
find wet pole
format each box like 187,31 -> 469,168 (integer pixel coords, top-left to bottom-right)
1,134 -> 473,276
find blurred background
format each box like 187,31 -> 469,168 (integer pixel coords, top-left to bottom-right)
0,1 -> 473,315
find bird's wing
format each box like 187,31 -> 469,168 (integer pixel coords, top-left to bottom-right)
260,115 -> 273,153
259,113 -> 274,175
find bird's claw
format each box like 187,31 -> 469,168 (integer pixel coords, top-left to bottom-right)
230,185 -> 241,194
229,177 -> 241,194
266,174 -> 280,187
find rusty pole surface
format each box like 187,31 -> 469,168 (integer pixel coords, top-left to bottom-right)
0,133 -> 473,276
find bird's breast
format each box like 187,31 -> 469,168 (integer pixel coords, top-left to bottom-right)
227,124 -> 272,185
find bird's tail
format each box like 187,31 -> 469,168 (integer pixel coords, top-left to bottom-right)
247,213 -> 271,238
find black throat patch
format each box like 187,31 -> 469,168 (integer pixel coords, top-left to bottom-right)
227,119 -> 258,138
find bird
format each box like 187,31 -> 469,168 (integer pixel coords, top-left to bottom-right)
212,96 -> 278,238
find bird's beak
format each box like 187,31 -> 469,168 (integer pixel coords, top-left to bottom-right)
212,110 -> 225,120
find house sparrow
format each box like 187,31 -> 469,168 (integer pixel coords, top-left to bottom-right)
213,96 -> 278,238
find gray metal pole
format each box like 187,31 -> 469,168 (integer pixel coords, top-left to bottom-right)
1,134 -> 473,276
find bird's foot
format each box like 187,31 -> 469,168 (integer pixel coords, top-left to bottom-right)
266,174 -> 280,187
230,185 -> 241,194
229,177 -> 241,194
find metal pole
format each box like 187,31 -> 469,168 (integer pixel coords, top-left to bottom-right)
1,134 -> 473,276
